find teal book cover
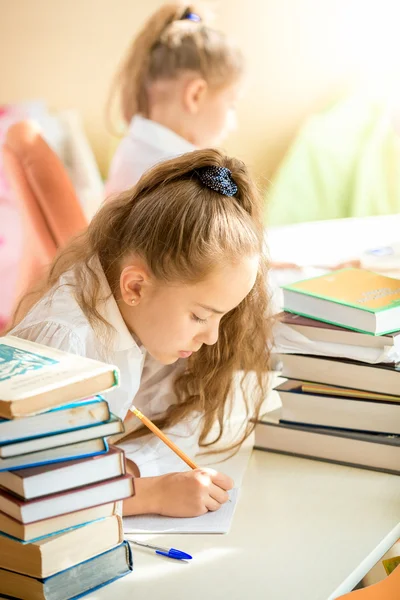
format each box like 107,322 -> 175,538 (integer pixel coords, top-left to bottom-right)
0,541 -> 133,600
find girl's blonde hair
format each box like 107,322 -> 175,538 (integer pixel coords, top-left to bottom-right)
14,149 -> 272,452
108,2 -> 244,126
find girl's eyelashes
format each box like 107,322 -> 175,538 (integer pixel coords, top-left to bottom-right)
191,314 -> 208,324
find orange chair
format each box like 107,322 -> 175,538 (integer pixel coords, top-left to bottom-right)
338,564 -> 400,599
2,120 -> 88,315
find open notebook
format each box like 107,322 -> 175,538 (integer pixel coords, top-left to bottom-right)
124,488 -> 239,534
123,428 -> 254,534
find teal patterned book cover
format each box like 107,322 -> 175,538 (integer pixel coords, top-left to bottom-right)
0,344 -> 58,382
0,336 -> 119,419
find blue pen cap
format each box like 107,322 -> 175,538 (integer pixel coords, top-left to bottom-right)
156,548 -> 192,560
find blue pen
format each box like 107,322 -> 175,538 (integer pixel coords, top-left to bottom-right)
129,539 -> 192,561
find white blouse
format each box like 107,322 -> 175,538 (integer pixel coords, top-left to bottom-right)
105,115 -> 196,197
10,266 -> 202,477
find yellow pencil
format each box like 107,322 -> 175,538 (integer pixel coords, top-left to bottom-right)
129,406 -> 198,470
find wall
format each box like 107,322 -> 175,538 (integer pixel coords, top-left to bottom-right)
1,0 -> 399,186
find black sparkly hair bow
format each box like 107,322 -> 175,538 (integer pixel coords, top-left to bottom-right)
196,166 -> 238,197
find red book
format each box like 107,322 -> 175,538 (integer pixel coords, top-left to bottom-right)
0,473 -> 134,524
278,311 -> 400,348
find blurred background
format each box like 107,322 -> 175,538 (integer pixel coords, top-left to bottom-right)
3,0 -> 400,183
2,0 -> 400,323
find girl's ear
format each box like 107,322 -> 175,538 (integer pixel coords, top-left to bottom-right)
119,263 -> 151,306
183,77 -> 208,114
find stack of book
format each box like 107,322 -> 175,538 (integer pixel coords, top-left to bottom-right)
255,268 -> 400,474
0,336 -> 134,599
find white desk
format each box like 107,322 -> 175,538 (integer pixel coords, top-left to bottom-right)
91,450 -> 400,600
268,214 -> 400,269
91,216 -> 400,600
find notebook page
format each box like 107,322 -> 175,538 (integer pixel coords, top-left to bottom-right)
123,488 -> 239,534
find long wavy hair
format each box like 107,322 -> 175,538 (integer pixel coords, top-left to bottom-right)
107,2 -> 244,128
13,148 -> 273,452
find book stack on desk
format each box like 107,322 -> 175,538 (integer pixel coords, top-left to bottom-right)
0,336 -> 134,599
256,269 -> 400,474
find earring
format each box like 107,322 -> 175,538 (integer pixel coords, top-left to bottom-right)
131,298 -> 136,305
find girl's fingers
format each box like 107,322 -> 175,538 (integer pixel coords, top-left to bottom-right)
205,496 -> 222,512
209,482 -> 230,505
210,470 -> 234,491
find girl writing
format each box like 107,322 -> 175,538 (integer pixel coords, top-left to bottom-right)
11,148 -> 272,517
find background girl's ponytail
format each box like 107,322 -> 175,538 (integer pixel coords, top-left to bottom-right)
107,2 -> 243,130
107,3 -> 206,126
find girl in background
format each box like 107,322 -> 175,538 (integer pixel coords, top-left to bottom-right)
11,148 -> 272,517
105,2 -> 244,196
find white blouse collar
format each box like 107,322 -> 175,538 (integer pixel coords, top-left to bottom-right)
128,115 -> 195,156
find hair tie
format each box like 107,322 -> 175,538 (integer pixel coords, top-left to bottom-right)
196,166 -> 238,197
182,11 -> 201,22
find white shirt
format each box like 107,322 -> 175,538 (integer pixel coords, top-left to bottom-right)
105,115 -> 196,196
10,265 -> 202,477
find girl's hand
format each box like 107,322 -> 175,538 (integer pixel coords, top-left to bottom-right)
156,468 -> 234,516
123,468 -> 234,517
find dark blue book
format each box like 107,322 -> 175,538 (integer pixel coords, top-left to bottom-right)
0,415 -> 123,459
0,438 -> 108,473
0,541 -> 133,599
255,410 -> 400,475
